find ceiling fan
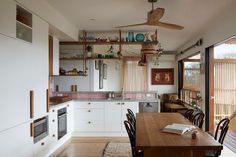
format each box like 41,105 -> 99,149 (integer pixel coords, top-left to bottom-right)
116,0 -> 184,30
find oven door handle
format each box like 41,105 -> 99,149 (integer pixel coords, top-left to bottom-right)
58,113 -> 67,118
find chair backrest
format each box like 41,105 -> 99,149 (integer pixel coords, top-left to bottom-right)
127,109 -> 136,121
126,113 -> 135,133
192,112 -> 205,129
215,118 -> 230,144
124,120 -> 136,157
184,109 -> 194,120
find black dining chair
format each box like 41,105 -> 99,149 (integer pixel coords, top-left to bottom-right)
127,109 -> 136,122
192,112 -> 205,129
183,109 -> 195,120
126,113 -> 135,133
206,118 -> 230,157
124,120 -> 143,157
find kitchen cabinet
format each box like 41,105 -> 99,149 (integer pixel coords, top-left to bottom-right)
121,102 -> 139,132
0,0 -> 16,38
0,122 -> 33,157
74,101 -> 105,132
33,136 -> 52,157
104,102 -> 122,132
66,102 -> 74,134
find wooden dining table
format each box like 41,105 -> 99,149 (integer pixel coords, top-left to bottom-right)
136,113 -> 223,157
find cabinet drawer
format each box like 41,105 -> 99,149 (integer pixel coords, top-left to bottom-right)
74,101 -> 104,109
75,109 -> 104,121
75,120 -> 104,132
33,137 -> 51,157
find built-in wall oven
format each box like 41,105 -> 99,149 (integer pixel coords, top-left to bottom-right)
58,107 -> 67,139
32,116 -> 48,143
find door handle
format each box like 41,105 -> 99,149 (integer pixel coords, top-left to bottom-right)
30,90 -> 34,119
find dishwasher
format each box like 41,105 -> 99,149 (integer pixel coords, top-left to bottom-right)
139,102 -> 160,112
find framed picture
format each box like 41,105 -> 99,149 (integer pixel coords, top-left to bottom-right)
103,63 -> 107,79
151,68 -> 174,85
95,60 -> 99,70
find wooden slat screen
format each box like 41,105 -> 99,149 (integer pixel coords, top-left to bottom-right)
214,61 -> 236,124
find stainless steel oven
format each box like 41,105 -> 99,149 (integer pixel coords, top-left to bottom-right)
58,107 -> 67,139
32,116 -> 48,143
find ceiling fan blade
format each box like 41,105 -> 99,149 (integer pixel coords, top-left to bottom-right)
157,22 -> 184,30
115,23 -> 147,28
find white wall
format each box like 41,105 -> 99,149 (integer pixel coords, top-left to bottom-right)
16,0 -> 78,41
147,55 -> 178,94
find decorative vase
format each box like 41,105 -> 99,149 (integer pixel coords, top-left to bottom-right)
128,32 -> 135,42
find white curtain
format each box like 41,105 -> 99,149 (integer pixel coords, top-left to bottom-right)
123,60 -> 147,91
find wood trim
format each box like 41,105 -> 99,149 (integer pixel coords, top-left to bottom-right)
30,122 -> 34,137
30,90 -> 34,119
214,59 -> 236,63
209,46 -> 214,132
46,89 -> 49,113
49,35 -> 53,76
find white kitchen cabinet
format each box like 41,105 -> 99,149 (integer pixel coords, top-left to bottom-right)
74,101 -> 104,132
52,36 -> 59,75
33,136 -> 52,157
31,15 -> 49,119
105,102 -> 122,132
66,102 -> 74,134
0,0 -> 16,38
121,102 -> 139,132
0,122 -> 33,157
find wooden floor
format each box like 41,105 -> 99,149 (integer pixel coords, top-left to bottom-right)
50,137 -> 129,157
51,137 -> 235,157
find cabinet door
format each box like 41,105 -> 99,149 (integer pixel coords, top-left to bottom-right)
105,102 -> 122,132
121,102 -> 139,132
0,122 -> 33,157
66,102 -> 74,134
31,15 -> 49,119
0,0 -> 16,38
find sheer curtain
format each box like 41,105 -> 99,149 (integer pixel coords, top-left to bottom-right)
123,59 -> 147,91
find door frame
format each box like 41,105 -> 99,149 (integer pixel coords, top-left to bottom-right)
205,46 -> 214,131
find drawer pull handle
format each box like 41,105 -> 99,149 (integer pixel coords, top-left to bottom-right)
52,119 -> 55,122
117,103 -> 121,105
41,142 -> 44,146
88,110 -> 91,112
121,103 -> 125,105
52,134 -> 55,137
88,103 -> 91,105
88,121 -> 91,124
67,104 -> 69,107
52,110 -> 55,112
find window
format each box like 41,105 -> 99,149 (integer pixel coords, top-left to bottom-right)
183,61 -> 200,91
123,60 -> 147,91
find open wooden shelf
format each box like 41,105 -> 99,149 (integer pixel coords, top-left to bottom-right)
55,74 -> 88,77
60,57 -> 122,61
60,41 -> 158,45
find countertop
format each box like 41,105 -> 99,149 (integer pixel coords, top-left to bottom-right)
49,97 -> 159,106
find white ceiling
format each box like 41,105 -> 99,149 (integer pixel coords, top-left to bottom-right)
45,0 -> 235,51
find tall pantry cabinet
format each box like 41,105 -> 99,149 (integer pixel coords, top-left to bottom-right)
0,0 -> 49,156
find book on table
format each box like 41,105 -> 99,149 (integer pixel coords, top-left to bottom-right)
162,123 -> 196,135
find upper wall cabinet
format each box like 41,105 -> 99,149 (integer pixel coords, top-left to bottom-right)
16,5 -> 32,42
0,0 -> 16,38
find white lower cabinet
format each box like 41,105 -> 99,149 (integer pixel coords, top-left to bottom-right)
121,102 -> 139,132
105,102 -> 122,132
0,122 -> 33,157
33,136 -> 52,157
74,101 -> 105,132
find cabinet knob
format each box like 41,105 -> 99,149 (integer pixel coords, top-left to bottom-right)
52,134 -> 55,137
67,104 -> 69,107
52,110 -> 55,112
117,103 -> 121,105
41,142 -> 45,146
52,119 -> 55,122
88,102 -> 91,105
88,121 -> 91,124
121,103 -> 125,105
88,110 -> 91,112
